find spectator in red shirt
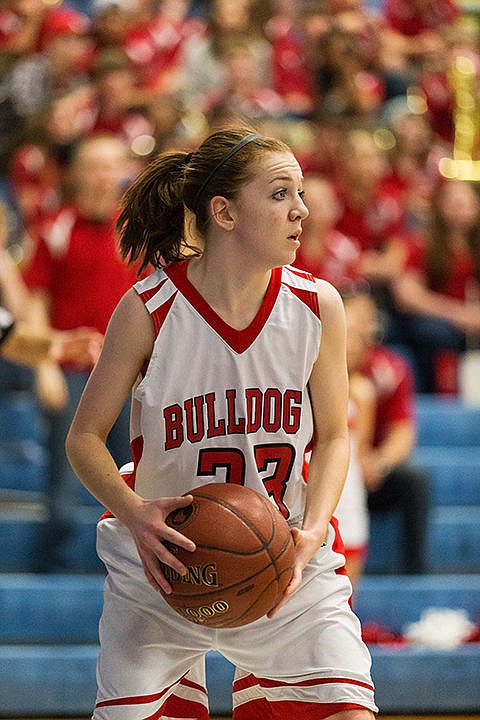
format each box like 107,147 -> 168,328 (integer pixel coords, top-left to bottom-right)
0,208 -> 102,369
7,69 -> 122,239
0,0 -> 92,58
418,22 -> 480,146
392,179 -> 480,393
313,26 -> 386,121
7,6 -> 93,120
180,0 -> 271,114
1,4 -> 93,165
334,128 -> 410,329
9,142 -> 62,234
264,0 -> 319,117
381,0 -> 459,81
202,40 -> 288,121
23,133 -> 138,571
342,285 -> 431,574
384,0 -> 459,38
122,0 -> 205,101
0,0 -> 46,56
383,104 -> 445,231
292,174 -> 363,289
87,47 -> 155,146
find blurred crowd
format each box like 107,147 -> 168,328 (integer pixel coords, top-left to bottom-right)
1,0 -> 480,393
0,0 -> 479,574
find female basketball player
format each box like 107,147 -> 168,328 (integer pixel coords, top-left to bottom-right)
66,127 -> 378,720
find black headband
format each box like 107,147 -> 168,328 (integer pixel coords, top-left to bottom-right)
192,133 -> 262,212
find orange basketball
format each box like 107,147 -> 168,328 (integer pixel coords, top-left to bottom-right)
159,483 -> 295,628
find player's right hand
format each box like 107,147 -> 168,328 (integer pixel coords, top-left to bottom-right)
125,495 -> 196,594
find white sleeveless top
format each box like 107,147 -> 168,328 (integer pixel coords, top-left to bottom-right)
129,260 -> 322,527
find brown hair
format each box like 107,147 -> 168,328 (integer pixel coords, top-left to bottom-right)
426,181 -> 480,290
117,127 -> 290,272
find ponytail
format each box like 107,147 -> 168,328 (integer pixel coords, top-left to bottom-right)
118,127 -> 290,272
117,151 -> 201,272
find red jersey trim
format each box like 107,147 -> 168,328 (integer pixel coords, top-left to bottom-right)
136,277 -> 177,337
283,265 -> 320,320
165,260 -> 283,354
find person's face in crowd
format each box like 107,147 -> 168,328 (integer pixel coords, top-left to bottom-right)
96,67 -> 137,106
45,32 -> 93,74
224,45 -> 257,87
225,150 -> 309,270
211,0 -> 250,31
342,131 -> 387,186
93,6 -> 132,45
302,176 -> 340,233
158,0 -> 191,23
71,138 -> 130,206
11,0 -> 45,18
436,180 -> 480,233
393,113 -> 432,158
344,293 -> 378,373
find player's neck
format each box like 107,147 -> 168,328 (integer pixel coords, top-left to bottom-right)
187,255 -> 271,331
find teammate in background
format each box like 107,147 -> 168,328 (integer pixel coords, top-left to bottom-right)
334,287 -> 376,586
66,127 -> 377,719
22,133 -> 137,571
342,285 -> 431,575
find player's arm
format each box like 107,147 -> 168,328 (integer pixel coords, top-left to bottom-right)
268,280 -> 350,615
66,288 -> 195,593
301,280 -> 350,546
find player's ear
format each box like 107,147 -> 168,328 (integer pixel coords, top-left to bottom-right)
210,196 -> 235,231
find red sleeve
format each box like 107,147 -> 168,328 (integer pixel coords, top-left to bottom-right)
404,234 -> 425,272
22,236 -> 53,291
385,0 -> 459,35
367,347 -> 416,446
381,354 -> 415,426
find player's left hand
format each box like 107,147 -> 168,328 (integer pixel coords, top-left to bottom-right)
50,327 -> 103,366
267,526 -> 324,618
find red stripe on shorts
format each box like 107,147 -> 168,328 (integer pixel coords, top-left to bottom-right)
95,674 -> 208,715
144,674 -> 209,720
233,673 -> 374,693
95,688 -> 170,708
233,699 -> 369,720
146,695 -> 209,720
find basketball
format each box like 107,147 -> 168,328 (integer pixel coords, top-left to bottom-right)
159,483 -> 295,628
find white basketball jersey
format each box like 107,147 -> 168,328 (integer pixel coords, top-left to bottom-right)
129,260 -> 322,527
334,400 -> 369,549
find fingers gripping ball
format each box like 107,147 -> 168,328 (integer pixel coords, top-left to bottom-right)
159,483 -> 295,628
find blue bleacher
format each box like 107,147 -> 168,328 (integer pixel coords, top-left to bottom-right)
415,395 -> 480,447
0,392 -> 45,444
366,395 -> 480,576
0,389 -> 479,716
